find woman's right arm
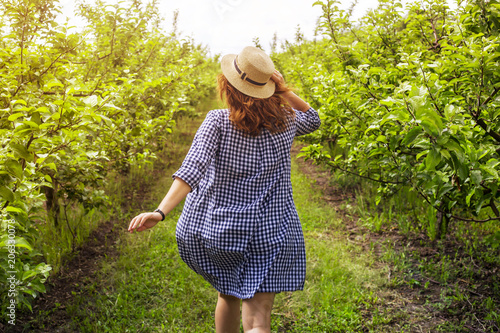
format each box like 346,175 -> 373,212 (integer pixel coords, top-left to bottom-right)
281,91 -> 310,112
271,70 -> 310,112
272,70 -> 321,135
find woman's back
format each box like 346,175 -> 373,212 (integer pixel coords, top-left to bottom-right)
174,106 -> 320,299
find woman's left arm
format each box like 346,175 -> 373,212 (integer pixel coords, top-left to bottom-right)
127,177 -> 191,233
128,110 -> 221,233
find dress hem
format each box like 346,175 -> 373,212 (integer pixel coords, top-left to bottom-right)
213,285 -> 305,300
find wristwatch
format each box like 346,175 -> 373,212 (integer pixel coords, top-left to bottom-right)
154,208 -> 165,221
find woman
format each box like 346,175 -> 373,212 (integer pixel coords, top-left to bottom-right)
128,46 -> 320,333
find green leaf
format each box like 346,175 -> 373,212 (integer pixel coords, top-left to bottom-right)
420,116 -> 442,136
21,288 -> 37,298
44,78 -> 65,89
23,120 -> 39,129
14,237 -> 33,251
444,104 -> 458,119
470,170 -> 482,185
35,263 -> 52,277
481,165 -> 499,178
436,132 -> 450,146
10,143 -> 33,162
466,188 -> 475,207
44,163 -> 57,171
379,97 -> 396,106
380,110 -> 409,125
8,113 -> 24,121
425,148 -> 441,170
35,106 -> 51,113
83,95 -> 99,107
22,270 -> 38,281
437,183 -> 454,198
457,162 -> 469,181
486,158 -> 500,169
18,294 -> 33,310
416,150 -> 428,161
0,186 -> 15,202
476,196 -> 489,215
130,127 -> 141,136
402,127 -> 423,146
103,103 -> 123,111
11,99 -> 27,106
443,138 -> 465,161
5,159 -> 23,179
28,280 -> 46,293
440,149 -> 451,160
5,206 -> 23,213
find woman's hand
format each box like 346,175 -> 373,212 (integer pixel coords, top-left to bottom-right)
128,212 -> 162,233
271,70 -> 289,94
127,178 -> 191,234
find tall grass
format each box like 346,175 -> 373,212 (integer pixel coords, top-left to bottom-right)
35,198 -> 114,275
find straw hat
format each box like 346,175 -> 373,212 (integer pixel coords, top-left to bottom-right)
221,46 -> 276,99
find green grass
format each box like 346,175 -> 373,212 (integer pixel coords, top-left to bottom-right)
67,206 -> 216,332
270,157 -> 387,332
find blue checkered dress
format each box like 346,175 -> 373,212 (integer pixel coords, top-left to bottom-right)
172,107 -> 321,299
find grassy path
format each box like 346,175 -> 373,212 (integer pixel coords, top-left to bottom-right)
10,98 -> 499,332
54,100 -> 390,332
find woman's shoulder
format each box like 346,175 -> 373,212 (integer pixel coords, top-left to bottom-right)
207,108 -> 230,117
204,108 -> 230,125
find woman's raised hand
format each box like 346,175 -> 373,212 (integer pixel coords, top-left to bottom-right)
271,70 -> 310,112
271,70 -> 288,93
128,212 -> 162,233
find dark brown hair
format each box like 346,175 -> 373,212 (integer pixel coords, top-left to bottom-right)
217,74 -> 295,136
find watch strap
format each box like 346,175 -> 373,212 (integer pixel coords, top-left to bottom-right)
154,208 -> 165,221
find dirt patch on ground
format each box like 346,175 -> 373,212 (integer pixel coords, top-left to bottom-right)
4,219 -> 123,333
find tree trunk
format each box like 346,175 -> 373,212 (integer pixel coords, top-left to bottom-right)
43,185 -> 60,228
435,205 -> 450,240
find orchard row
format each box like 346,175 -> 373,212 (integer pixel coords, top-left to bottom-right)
273,0 -> 500,239
0,0 -> 217,313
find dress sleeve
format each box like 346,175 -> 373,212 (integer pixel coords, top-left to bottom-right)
172,110 -> 221,191
295,107 -> 321,137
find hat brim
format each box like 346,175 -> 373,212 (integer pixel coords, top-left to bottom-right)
221,54 -> 276,99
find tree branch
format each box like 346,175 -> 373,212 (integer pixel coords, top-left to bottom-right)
482,87 -> 500,107
12,40 -> 84,98
419,64 -> 444,116
491,199 -> 499,218
474,118 -> 500,143
325,161 -> 403,185
136,39 -> 160,74
451,214 -> 500,223
41,92 -> 93,97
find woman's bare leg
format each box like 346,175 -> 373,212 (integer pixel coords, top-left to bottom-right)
242,292 -> 275,333
215,293 -> 241,333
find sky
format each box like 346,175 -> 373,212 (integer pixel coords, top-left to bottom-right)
58,0 -> 381,56
59,0 -> 458,56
